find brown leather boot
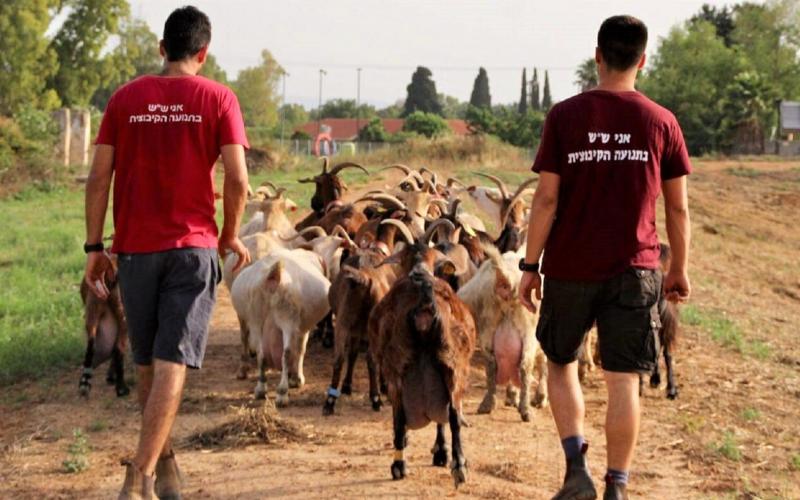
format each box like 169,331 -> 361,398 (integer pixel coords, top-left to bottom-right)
155,450 -> 183,500
118,460 -> 155,500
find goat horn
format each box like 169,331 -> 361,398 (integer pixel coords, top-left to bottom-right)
419,167 -> 439,187
379,164 -> 413,175
259,180 -> 279,192
380,219 -> 415,245
500,178 -> 537,228
320,156 -> 330,174
297,177 -> 316,184
398,173 -> 424,191
331,224 -> 356,247
422,219 -> 457,245
279,226 -> 326,241
448,198 -> 462,217
354,193 -> 407,212
273,187 -> 287,199
330,161 -> 369,176
474,172 -> 510,199
446,177 -> 466,188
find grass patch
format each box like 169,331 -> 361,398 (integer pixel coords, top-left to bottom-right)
726,166 -> 762,178
741,407 -> 761,422
87,419 -> 108,433
62,428 -> 90,473
681,305 -> 771,359
712,431 -> 742,461
791,453 -> 800,471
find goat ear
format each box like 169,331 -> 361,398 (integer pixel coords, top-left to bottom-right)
486,191 -> 503,204
286,199 -> 298,212
437,259 -> 457,277
466,185 -> 476,193
264,262 -> 283,291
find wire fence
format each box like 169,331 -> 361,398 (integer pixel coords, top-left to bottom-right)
278,139 -> 538,160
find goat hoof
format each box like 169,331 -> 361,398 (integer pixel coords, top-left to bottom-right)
289,376 -> 303,389
236,366 -> 249,380
379,383 -> 388,395
275,393 -> 289,408
322,397 -> 336,416
115,384 -> 130,397
78,383 -> 91,398
106,372 -> 116,385
431,445 -> 448,467
650,373 -> 661,388
519,406 -> 531,422
477,396 -> 494,415
371,396 -> 382,412
532,393 -> 548,409
341,384 -> 352,396
254,385 -> 267,400
666,388 -> 678,400
390,460 -> 406,480
504,391 -> 519,407
451,463 -> 468,488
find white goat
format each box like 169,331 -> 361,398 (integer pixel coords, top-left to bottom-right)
230,247 -> 331,406
458,246 -> 548,421
238,189 -> 298,239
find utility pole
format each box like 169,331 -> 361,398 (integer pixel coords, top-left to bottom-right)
356,67 -> 362,141
279,69 -> 289,148
317,69 -> 327,138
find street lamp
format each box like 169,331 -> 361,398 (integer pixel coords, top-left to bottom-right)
317,69 -> 327,138
356,67 -> 362,141
279,69 -> 289,148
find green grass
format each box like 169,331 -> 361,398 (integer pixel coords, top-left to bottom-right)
712,431 -> 743,461
0,186 -> 115,384
791,453 -> 800,471
726,166 -> 762,178
681,304 -> 772,359
741,407 -> 761,422
62,428 -> 90,473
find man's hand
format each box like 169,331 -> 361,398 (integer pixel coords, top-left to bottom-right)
519,271 -> 542,314
219,235 -> 251,274
663,268 -> 690,303
84,252 -> 113,300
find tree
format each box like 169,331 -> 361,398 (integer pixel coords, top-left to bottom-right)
575,58 -> 598,92
377,100 -> 404,118
233,49 -> 282,128
279,103 -> 309,131
91,16 -> 161,109
541,70 -> 553,110
518,68 -> 528,114
49,0 -> 130,107
358,117 -> 388,142
439,94 -> 469,119
200,54 -> 229,84
718,71 -> 777,153
402,111 -> 448,138
0,0 -> 61,114
530,68 -> 541,111
403,66 -> 443,117
691,4 -> 735,47
469,67 -> 491,109
313,99 -> 376,119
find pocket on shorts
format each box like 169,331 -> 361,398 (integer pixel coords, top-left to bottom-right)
619,268 -> 661,308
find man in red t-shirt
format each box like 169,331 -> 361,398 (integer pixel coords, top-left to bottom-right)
84,6 -> 251,499
519,16 -> 691,500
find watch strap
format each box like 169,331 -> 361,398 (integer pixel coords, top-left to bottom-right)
518,259 -> 540,273
84,242 -> 104,254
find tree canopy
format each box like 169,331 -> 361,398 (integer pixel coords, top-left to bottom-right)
233,49 -> 282,128
575,58 -> 598,92
403,111 -> 448,138
403,66 -> 443,117
530,68 -> 541,111
518,68 -> 528,114
541,70 -> 553,111
469,67 -> 491,109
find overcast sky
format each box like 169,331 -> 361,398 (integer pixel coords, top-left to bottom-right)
128,0 -> 752,109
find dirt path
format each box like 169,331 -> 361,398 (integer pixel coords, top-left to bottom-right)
1,161 -> 799,499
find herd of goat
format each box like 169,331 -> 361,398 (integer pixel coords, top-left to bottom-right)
78,157 -> 679,487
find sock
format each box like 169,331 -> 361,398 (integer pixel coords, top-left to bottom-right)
606,468 -> 629,485
561,435 -> 585,460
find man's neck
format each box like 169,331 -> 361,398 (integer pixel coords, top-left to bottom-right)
596,70 -> 638,92
161,60 -> 199,77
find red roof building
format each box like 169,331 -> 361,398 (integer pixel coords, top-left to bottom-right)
295,118 -> 469,141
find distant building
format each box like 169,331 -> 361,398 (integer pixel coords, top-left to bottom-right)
295,118 -> 470,141
775,101 -> 800,156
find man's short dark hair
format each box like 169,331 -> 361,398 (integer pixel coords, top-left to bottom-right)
597,15 -> 648,71
162,6 -> 211,62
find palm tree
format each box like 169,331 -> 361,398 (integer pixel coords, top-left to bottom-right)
574,58 -> 598,92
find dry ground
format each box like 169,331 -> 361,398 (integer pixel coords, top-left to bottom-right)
1,159 -> 799,499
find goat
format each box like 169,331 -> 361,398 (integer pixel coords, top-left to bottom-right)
368,219 -> 476,487
239,188 -> 298,239
295,157 -> 369,230
230,247 -> 331,406
458,246 -> 548,421
471,173 -> 536,253
78,252 -> 129,398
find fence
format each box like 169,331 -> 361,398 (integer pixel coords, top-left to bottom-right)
280,139 -> 538,160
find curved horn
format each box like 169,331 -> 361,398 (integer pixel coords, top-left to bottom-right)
320,156 -> 330,174
446,177 -> 466,188
354,193 -> 407,212
380,219 -> 415,245
273,187 -> 287,199
279,226 -> 327,241
331,224 -> 356,247
419,167 -> 439,187
474,172 -> 510,199
330,161 -> 369,176
422,219 -> 457,245
297,177 -> 316,184
398,173 -> 424,191
448,198 -> 462,218
500,178 -> 538,227
379,164 -> 413,176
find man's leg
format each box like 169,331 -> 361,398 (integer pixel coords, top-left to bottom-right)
604,370 -> 640,477
548,360 -> 584,440
133,360 -> 187,475
136,364 -> 176,460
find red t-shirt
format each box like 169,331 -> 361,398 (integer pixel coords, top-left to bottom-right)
96,75 -> 249,254
532,90 -> 691,281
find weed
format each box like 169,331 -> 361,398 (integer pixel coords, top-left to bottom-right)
62,428 -> 90,473
726,166 -> 761,178
741,408 -> 761,422
681,305 -> 770,359
680,414 -> 705,434
790,453 -> 800,471
88,419 -> 108,433
712,431 -> 742,461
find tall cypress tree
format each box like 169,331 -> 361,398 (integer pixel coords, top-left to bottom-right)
518,68 -> 528,114
542,70 -> 553,110
530,68 -> 540,111
469,67 -> 491,109
403,66 -> 443,117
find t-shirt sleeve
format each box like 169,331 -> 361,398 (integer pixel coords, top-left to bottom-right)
661,118 -> 692,180
219,90 -> 250,149
95,93 -> 118,146
531,107 -> 561,175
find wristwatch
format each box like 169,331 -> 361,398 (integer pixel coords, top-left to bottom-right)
518,259 -> 540,273
83,242 -> 104,254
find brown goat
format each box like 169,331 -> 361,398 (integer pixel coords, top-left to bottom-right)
295,157 -> 369,230
78,254 -> 129,398
368,221 -> 476,487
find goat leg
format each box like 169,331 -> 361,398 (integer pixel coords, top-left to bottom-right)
664,345 -> 678,400
390,405 -> 407,480
649,351 -> 662,389
341,345 -> 358,396
504,385 -> 519,407
323,350 -> 345,416
532,351 -> 549,408
449,404 -> 468,488
254,357 -> 268,400
366,352 -> 382,411
477,356 -> 497,414
111,346 -> 129,397
431,424 -> 448,467
236,318 -> 251,380
517,363 -> 532,422
79,338 -> 95,397
275,329 -> 292,407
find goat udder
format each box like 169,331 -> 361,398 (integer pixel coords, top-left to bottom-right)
92,313 -> 119,368
494,324 -> 522,387
401,353 -> 450,430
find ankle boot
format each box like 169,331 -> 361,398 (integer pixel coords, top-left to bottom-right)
118,460 -> 155,500
603,473 -> 628,500
551,443 -> 597,500
155,450 -> 183,500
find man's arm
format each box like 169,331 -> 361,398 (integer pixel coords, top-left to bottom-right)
662,175 -> 691,302
519,171 -> 560,313
84,145 -> 115,299
218,144 -> 251,273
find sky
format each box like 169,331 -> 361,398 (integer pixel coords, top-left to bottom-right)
128,0 -> 753,110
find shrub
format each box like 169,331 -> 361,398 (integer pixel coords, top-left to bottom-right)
14,105 -> 58,147
402,111 -> 449,138
358,117 -> 388,142
62,429 -> 90,473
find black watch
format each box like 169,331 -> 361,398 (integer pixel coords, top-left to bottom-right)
83,242 -> 104,254
518,259 -> 540,273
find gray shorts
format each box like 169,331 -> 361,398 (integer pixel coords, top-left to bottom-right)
117,247 -> 220,369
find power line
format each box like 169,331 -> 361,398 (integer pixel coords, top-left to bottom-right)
279,61 -> 576,72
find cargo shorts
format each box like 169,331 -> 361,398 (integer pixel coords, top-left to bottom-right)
117,248 -> 220,369
535,267 -> 662,373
